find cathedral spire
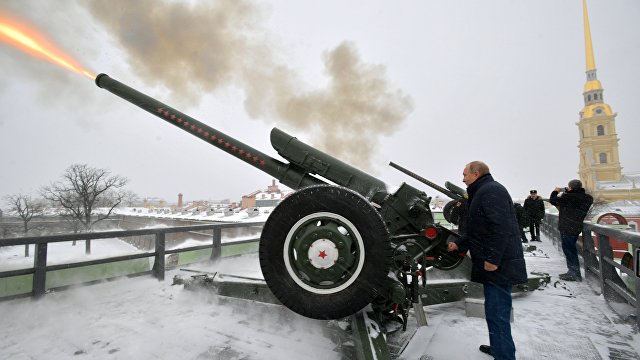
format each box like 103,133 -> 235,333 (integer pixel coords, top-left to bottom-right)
583,0 -> 596,73
582,0 -> 601,90
577,0 -> 622,192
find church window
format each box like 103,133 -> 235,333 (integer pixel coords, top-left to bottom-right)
599,153 -> 607,163
593,93 -> 598,100
587,94 -> 591,101
596,125 -> 604,136
595,107 -> 603,114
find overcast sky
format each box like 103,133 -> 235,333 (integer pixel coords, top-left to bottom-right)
1,0 -> 639,206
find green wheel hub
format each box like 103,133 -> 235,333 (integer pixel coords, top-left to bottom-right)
284,212 -> 364,294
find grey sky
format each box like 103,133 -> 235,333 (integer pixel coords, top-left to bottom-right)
1,0 -> 638,206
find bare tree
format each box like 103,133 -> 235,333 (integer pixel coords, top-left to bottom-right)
3,194 -> 44,257
41,164 -> 129,254
121,190 -> 140,207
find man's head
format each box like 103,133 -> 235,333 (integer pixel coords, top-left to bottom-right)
529,190 -> 538,197
567,179 -> 582,190
463,161 -> 490,186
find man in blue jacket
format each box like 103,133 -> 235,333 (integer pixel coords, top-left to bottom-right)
448,161 -> 527,360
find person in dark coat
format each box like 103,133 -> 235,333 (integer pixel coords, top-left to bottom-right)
549,179 -> 593,282
448,161 -> 527,360
523,190 -> 545,241
514,203 -> 529,243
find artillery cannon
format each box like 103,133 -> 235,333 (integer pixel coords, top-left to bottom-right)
95,74 -> 466,323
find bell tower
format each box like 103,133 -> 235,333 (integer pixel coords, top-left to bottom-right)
577,0 -> 622,193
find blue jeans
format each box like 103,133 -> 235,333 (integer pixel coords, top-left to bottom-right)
560,231 -> 581,277
484,283 -> 515,360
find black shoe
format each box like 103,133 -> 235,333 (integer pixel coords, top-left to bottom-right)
559,273 -> 582,282
479,345 -> 491,355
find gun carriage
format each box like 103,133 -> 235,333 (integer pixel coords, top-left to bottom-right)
95,74 -> 467,325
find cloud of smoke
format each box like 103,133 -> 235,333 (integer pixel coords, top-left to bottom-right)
85,0 -> 414,170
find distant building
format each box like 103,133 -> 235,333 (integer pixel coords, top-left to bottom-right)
255,191 -> 288,208
241,190 -> 261,209
241,179 -> 291,209
182,199 -> 236,213
577,2 -> 640,202
586,201 -> 640,258
142,197 -> 166,208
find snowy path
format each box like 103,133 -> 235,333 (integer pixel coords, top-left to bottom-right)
0,254 -> 340,360
416,234 -> 640,360
0,235 -> 639,359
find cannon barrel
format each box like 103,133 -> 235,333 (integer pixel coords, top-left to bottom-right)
95,74 -> 388,199
389,161 -> 465,200
95,73 -> 324,190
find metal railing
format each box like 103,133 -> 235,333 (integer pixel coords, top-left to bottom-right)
541,213 -> 640,326
0,221 -> 264,300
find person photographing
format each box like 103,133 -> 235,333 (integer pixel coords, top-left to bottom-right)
549,179 -> 593,282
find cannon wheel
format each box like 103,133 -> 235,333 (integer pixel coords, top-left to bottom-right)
259,185 -> 391,320
443,199 -> 464,225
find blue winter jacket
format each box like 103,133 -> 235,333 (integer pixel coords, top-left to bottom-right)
454,174 -> 527,285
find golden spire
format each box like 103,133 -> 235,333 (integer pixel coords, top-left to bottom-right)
582,0 -> 602,94
583,0 -> 596,72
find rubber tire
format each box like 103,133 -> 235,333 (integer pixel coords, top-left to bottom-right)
443,199 -> 462,225
259,185 -> 391,320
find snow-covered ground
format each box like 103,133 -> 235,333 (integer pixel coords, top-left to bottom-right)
0,234 -> 638,359
0,238 -> 141,271
114,206 -> 274,223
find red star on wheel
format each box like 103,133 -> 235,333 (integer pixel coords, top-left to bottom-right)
318,250 -> 327,259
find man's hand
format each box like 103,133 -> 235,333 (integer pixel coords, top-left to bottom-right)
484,261 -> 498,271
447,242 -> 459,252
554,187 -> 563,193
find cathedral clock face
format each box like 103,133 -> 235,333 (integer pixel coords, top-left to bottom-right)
595,108 -> 603,114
